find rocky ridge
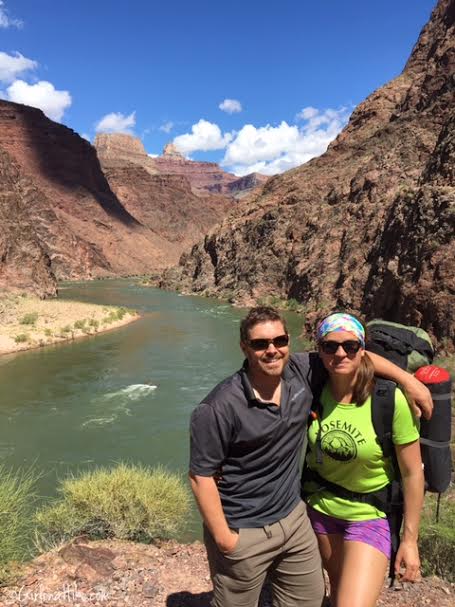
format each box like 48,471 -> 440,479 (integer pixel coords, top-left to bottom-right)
161,0 -> 455,347
95,133 -> 266,198
0,102 -> 235,294
95,134 -> 235,250
94,133 -> 159,175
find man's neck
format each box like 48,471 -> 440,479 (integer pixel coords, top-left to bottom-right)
248,372 -> 282,405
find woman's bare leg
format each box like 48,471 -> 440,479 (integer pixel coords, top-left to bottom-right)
315,533 -> 344,605
336,541 -> 388,607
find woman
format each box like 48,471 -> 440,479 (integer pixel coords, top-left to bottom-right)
303,313 -> 424,607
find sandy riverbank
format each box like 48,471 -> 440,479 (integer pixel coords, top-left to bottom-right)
0,293 -> 139,356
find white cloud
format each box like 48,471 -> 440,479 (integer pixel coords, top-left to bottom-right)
159,121 -> 174,133
219,98 -> 242,114
0,1 -> 22,28
95,111 -> 136,134
222,107 -> 351,176
0,52 -> 37,83
80,133 -> 91,142
296,106 -> 319,121
6,80 -> 72,121
173,119 -> 232,155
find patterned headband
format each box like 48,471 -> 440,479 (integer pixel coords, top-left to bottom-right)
316,313 -> 365,347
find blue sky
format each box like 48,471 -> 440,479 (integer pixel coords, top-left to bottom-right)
0,0 -> 436,175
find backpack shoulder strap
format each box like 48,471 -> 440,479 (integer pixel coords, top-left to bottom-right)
371,378 -> 404,585
371,378 -> 397,459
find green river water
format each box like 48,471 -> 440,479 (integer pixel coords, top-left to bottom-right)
0,280 -> 307,539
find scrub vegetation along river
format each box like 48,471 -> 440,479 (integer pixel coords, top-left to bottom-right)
0,462 -> 453,606
0,293 -> 138,355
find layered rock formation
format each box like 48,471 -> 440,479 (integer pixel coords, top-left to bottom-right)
101,166 -> 234,250
94,133 -> 159,175
161,0 -> 455,346
0,102 -> 234,294
0,101 -> 170,289
95,134 -> 235,251
0,147 -> 56,297
95,134 -> 268,198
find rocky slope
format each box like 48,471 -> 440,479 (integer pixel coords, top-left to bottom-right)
100,166 -> 234,249
0,538 -> 453,607
0,148 -> 56,298
95,135 -> 235,250
0,103 -> 235,294
161,0 -> 455,347
0,101 -> 170,286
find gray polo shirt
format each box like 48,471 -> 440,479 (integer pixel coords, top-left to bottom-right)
190,352 -> 324,527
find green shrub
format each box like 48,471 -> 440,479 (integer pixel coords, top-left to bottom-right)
73,319 -> 86,330
44,328 -> 52,337
116,307 -> 128,320
60,325 -> 71,334
88,318 -> 99,330
36,464 -> 190,550
0,467 -> 38,582
14,334 -> 29,344
286,298 -> 301,311
19,312 -> 38,325
419,491 -> 455,581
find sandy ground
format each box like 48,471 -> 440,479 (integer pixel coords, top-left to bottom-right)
0,294 -> 139,356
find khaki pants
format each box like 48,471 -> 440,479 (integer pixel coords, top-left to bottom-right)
204,500 -> 325,607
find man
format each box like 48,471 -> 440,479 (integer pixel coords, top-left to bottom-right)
189,307 -> 431,607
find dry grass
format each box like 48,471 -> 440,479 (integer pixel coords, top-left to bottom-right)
0,294 -> 138,355
35,464 -> 191,551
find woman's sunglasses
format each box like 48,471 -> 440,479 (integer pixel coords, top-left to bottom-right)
247,334 -> 289,352
319,340 -> 362,355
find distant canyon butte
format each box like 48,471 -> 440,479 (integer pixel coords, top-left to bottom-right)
0,0 -> 454,347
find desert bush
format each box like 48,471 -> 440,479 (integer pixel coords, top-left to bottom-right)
0,467 -> 38,582
88,318 -> 99,330
116,307 -> 128,320
73,319 -> 87,330
419,491 -> 455,581
286,298 -> 301,311
14,334 -> 29,344
20,312 -> 38,325
44,328 -> 52,337
35,463 -> 190,551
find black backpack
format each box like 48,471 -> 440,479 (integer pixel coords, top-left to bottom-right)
365,320 -> 434,372
366,320 -> 453,497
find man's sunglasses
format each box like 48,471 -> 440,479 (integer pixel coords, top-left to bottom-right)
319,340 -> 362,355
247,334 -> 290,352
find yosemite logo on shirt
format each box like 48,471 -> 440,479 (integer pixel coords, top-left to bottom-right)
319,420 -> 367,462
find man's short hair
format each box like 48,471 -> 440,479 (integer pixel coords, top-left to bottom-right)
240,306 -> 288,342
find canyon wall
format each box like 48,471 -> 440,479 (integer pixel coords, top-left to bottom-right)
161,0 -> 455,346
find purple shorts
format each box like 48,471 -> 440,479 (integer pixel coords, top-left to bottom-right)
307,505 -> 391,559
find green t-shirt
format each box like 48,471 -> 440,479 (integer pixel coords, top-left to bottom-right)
305,384 -> 419,520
